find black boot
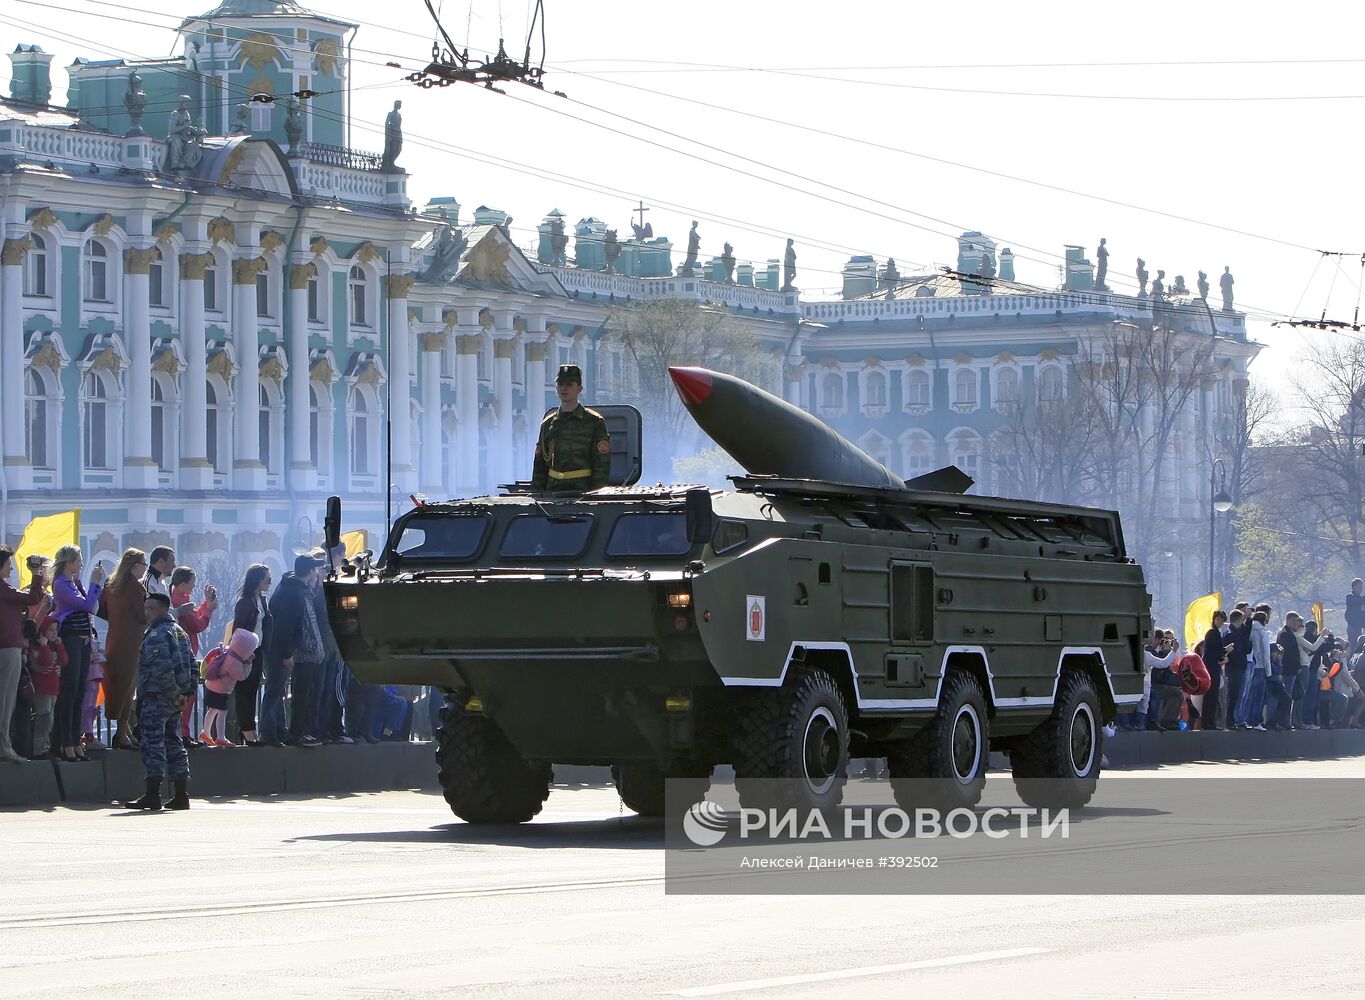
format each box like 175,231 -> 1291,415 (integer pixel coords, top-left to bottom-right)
166,778 -> 190,811
122,777 -> 162,811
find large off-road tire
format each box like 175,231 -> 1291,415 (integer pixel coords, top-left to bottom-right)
1009,670 -> 1103,810
888,669 -> 989,813
732,667 -> 850,812
435,697 -> 552,824
611,762 -> 713,817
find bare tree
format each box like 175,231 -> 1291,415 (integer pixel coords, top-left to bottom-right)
1073,320 -> 1216,570
1214,378 -> 1277,590
602,299 -> 761,477
1284,335 -> 1365,572
991,374 -> 1098,504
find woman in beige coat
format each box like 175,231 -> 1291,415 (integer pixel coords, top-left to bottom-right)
101,548 -> 148,749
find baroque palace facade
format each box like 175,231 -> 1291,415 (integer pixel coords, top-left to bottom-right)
0,0 -> 1255,624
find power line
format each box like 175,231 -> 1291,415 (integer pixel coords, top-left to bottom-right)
551,56 -> 1365,72
556,67 -> 1328,256
1,7 -> 1314,328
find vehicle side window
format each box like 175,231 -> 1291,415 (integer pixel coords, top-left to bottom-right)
712,520 -> 748,553
606,513 -> 690,557
392,513 -> 492,562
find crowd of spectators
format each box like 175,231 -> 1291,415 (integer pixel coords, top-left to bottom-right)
1119,582 -> 1365,733
0,544 -> 434,766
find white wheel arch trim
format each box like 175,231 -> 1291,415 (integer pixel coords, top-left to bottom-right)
719,642 -> 1139,712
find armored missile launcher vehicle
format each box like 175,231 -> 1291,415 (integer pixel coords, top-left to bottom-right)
325,367 -> 1151,823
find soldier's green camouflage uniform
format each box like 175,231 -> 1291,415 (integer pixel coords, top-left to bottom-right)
531,404 -> 611,491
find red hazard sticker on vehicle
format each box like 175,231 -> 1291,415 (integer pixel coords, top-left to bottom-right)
746,595 -> 765,642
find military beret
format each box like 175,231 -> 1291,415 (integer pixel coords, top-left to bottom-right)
556,363 -> 583,385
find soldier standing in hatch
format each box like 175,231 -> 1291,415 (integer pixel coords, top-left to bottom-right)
531,364 -> 611,491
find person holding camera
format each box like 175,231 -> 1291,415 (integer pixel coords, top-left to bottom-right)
0,547 -> 47,764
50,545 -> 104,762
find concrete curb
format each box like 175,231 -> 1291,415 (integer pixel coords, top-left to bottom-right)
3,728 -> 1363,809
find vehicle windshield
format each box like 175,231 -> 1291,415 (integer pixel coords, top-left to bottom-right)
392,513 -> 492,562
499,514 -> 595,559
605,512 -> 690,558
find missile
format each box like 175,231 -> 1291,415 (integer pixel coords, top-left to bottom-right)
669,366 -> 907,490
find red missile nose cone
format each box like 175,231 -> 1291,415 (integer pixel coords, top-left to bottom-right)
669,366 -> 713,406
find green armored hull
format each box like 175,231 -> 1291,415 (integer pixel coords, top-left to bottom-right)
327,471 -> 1150,822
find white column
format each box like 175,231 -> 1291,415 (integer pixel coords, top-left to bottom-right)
454,330 -> 480,495
0,236 -> 31,488
524,316 -> 548,422
232,256 -> 265,489
419,331 -> 444,494
178,251 -> 212,489
288,261 -> 315,490
122,246 -> 157,487
784,360 -> 805,408
385,273 -> 415,490
492,330 -> 516,489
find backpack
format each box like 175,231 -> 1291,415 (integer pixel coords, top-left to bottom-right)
200,643 -> 227,683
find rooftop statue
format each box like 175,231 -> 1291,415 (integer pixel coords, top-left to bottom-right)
1220,266 -> 1235,311
782,237 -> 797,291
630,219 -> 653,241
1150,269 -> 1165,308
1136,257 -> 1149,296
1197,270 -> 1210,301
419,213 -> 468,284
123,70 -> 146,136
381,100 -> 403,172
603,229 -> 622,273
881,258 -> 900,298
549,216 -> 569,266
166,95 -> 205,173
1095,237 -> 1108,291
284,98 -> 304,148
720,242 -> 736,284
680,221 -> 700,276
1171,274 -> 1188,296
230,101 -> 251,136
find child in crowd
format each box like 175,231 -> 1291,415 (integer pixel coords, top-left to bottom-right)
199,629 -> 258,747
80,627 -> 106,751
1319,639 -> 1363,729
27,616 -> 66,759
170,567 -> 217,747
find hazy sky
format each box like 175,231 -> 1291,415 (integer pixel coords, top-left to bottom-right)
9,0 -> 1365,397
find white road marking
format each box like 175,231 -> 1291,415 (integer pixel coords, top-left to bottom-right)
662,947 -> 1052,996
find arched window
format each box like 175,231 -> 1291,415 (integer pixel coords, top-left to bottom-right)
205,379 -> 221,472
83,240 -> 110,302
25,233 -> 48,297
954,368 -> 978,406
259,383 -> 274,474
148,246 -> 165,307
81,371 -> 111,469
151,377 -> 167,470
858,431 -> 892,469
256,266 -> 272,318
995,368 -> 1020,404
307,270 -> 323,323
864,370 -> 887,408
349,386 -> 373,477
821,371 -> 844,409
905,369 -> 930,408
203,257 -> 219,311
1038,366 -> 1063,402
25,369 -> 51,468
900,431 -> 934,480
349,265 -> 368,326
949,429 -> 983,487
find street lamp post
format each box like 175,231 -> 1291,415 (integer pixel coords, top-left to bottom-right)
1209,457 -> 1233,593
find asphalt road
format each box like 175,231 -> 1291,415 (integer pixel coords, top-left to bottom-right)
3,758 -> 1364,999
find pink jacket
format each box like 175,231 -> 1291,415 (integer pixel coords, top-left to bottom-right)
203,631 -> 259,695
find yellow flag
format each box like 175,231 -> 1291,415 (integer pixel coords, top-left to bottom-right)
1312,601 -> 1324,630
16,509 -> 80,588
1184,591 -> 1222,653
340,529 -> 368,560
